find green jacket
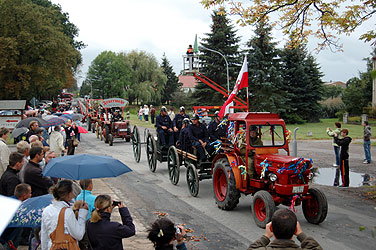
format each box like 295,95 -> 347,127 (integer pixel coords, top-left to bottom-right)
326,128 -> 342,146
248,233 -> 323,250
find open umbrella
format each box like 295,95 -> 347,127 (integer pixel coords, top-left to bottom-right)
77,126 -> 88,134
46,117 -> 66,127
16,117 -> 48,128
42,154 -> 132,180
10,127 -> 28,138
60,114 -> 73,120
72,114 -> 83,121
7,194 -> 54,228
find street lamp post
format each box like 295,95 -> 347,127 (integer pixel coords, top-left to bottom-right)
199,46 -> 230,92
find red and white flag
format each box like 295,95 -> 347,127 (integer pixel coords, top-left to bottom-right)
218,56 -> 248,118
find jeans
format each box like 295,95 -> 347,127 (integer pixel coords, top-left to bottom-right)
334,146 -> 340,166
364,140 -> 371,163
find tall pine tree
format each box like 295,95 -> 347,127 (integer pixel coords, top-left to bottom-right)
161,53 -> 180,105
193,11 -> 240,105
279,44 -> 324,122
247,20 -> 286,113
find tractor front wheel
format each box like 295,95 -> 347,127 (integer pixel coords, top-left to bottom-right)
252,190 -> 276,228
302,188 -> 328,224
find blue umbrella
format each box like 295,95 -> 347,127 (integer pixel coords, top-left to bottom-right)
60,114 -> 73,120
8,194 -> 54,228
42,154 -> 132,180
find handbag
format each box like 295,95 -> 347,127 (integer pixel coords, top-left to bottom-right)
49,207 -> 80,250
73,138 -> 79,147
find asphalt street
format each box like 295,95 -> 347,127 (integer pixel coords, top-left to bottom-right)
77,127 -> 376,250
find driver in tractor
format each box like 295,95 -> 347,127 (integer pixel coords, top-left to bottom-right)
112,109 -> 123,122
156,106 -> 174,147
239,125 -> 263,179
188,114 -> 210,162
173,106 -> 189,142
177,118 -> 191,152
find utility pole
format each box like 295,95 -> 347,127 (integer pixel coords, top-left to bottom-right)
372,56 -> 376,107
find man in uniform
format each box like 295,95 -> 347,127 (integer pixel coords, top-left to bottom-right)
173,106 -> 189,142
156,106 -> 174,147
177,118 -> 191,152
188,114 -> 209,161
208,111 -> 227,143
112,109 -> 123,122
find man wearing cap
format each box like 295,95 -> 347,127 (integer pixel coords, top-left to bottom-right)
173,106 -> 190,142
156,106 -> 174,147
177,118 -> 191,152
112,109 -> 123,122
188,114 -> 210,161
208,111 -> 227,143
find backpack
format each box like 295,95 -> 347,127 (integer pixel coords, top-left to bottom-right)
49,207 -> 80,250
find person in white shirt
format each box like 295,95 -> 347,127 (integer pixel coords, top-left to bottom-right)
41,180 -> 88,250
0,127 -> 11,175
143,105 -> 150,122
48,126 -> 65,157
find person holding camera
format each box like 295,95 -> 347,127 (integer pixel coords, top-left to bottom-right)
147,217 -> 187,250
248,209 -> 322,250
87,194 -> 135,250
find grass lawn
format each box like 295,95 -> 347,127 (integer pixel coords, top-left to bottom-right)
127,113 -> 155,129
279,118 -> 364,140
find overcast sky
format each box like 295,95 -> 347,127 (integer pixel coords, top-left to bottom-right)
51,0 -> 375,87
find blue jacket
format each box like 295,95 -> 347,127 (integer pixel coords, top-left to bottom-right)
173,113 -> 189,130
87,207 -> 135,250
156,115 -> 172,132
208,119 -> 227,142
188,123 -> 209,144
178,127 -> 191,150
76,190 -> 96,219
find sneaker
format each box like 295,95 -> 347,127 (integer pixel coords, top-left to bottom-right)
332,163 -> 338,167
363,160 -> 370,164
338,185 -> 349,188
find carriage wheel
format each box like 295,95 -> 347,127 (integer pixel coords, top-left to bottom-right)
144,128 -> 149,144
186,163 -> 199,197
167,146 -> 180,185
146,132 -> 157,172
132,126 -> 141,163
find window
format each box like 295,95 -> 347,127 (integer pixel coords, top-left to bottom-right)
249,124 -> 285,147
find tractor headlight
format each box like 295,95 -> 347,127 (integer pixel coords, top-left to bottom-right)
269,173 -> 278,182
308,172 -> 314,180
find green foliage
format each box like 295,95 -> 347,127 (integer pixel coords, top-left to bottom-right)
320,97 -> 345,118
193,11 -> 240,105
283,113 -> 306,124
160,54 -> 180,105
279,44 -> 324,122
247,20 -> 286,114
322,85 -> 343,99
170,90 -> 195,108
0,0 -> 81,100
82,50 -> 166,105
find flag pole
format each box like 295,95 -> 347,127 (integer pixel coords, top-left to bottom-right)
247,86 -> 249,112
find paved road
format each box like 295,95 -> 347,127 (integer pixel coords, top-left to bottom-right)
77,128 -> 376,250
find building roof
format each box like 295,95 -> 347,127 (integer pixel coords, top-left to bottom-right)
0,100 -> 26,110
324,81 -> 346,88
178,75 -> 198,89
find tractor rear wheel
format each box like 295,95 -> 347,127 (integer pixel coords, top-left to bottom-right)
302,188 -> 328,224
252,190 -> 276,228
213,158 -> 240,210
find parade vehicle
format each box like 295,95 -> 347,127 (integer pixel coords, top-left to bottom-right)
100,98 -> 133,146
210,112 -> 327,228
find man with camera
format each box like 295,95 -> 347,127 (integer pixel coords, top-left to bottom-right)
248,209 -> 322,250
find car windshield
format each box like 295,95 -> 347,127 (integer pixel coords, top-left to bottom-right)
249,124 -> 285,147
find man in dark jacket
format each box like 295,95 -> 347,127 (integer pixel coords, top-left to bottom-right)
156,106 -> 174,147
208,111 -> 227,143
173,106 -> 190,142
188,114 -> 209,161
25,121 -> 39,143
248,209 -> 322,250
24,146 -> 52,197
0,152 -> 24,196
334,128 -> 352,187
177,118 -> 191,152
363,121 -> 371,164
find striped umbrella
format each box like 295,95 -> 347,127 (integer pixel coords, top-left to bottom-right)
46,117 -> 66,127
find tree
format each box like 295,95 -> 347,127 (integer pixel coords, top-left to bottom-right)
0,0 -> 81,100
83,51 -> 131,99
193,11 -> 240,105
124,50 -> 167,105
201,0 -> 376,50
279,44 -> 324,122
247,20 -> 286,114
160,54 -> 180,105
322,85 -> 343,99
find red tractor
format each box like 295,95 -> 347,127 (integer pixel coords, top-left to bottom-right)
211,112 -> 327,228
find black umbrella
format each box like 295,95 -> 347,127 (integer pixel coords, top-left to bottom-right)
16,117 -> 48,128
10,127 -> 28,138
